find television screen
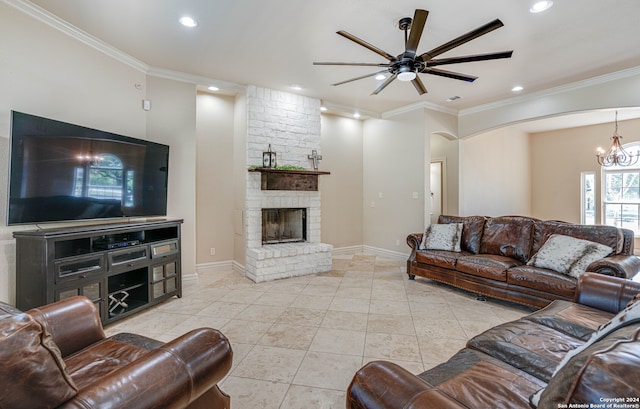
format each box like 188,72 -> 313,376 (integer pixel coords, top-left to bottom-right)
7,111 -> 169,225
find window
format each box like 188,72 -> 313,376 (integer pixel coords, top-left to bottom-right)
581,172 -> 595,225
73,154 -> 133,207
602,142 -> 640,235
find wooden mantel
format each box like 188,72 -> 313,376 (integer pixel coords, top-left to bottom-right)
248,168 -> 330,191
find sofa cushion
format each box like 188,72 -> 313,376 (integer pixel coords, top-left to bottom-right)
507,266 -> 577,299
438,215 -> 486,254
527,234 -> 613,278
0,302 -> 78,409
525,300 -> 613,341
418,348 -> 546,409
415,249 -> 467,269
456,254 -> 523,281
420,223 -> 463,252
467,318 -> 584,382
479,216 -> 536,263
532,220 -> 623,256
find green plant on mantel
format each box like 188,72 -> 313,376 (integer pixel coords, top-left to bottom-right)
248,164 -> 307,171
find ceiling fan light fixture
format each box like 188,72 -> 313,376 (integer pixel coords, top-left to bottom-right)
374,74 -> 387,81
530,1 -> 553,13
397,65 -> 417,82
179,16 -> 198,28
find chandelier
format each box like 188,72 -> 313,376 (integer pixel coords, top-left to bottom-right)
596,111 -> 639,167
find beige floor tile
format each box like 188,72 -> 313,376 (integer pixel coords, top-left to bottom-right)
236,304 -> 285,323
293,351 -> 363,390
334,286 -> 372,300
309,328 -> 366,356
321,310 -> 368,332
221,376 -> 289,409
301,284 -> 339,297
412,317 -> 467,340
290,294 -> 333,310
279,385 -> 345,409
367,313 -> 416,335
252,291 -> 298,307
220,319 -> 273,344
328,297 -> 370,313
231,345 -> 306,383
276,307 -> 326,327
363,332 -> 422,362
219,289 -> 265,304
258,323 -> 318,350
368,298 -> 411,316
195,301 -> 248,319
417,335 -> 468,364
166,315 -> 229,336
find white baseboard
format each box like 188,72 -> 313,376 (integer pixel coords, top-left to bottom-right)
194,246 -> 409,278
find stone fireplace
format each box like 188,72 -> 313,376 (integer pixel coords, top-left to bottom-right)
244,86 -> 332,282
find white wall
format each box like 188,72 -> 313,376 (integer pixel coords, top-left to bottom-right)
195,92 -> 236,264
362,109 -> 426,255
0,2 -> 149,304
320,114 -> 363,248
459,127 -> 531,216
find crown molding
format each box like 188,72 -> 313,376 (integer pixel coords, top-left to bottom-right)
147,67 -> 246,93
460,66 -> 640,117
3,0 -> 149,73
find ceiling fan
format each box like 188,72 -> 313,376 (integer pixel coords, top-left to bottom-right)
313,9 -> 513,95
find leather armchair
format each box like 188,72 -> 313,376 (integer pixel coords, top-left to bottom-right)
0,296 -> 232,409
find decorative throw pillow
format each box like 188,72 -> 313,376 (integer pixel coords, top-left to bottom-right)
529,296 -> 640,407
526,234 -> 613,278
0,302 -> 78,409
419,223 -> 463,252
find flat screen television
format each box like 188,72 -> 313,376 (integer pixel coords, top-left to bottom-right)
7,111 -> 169,225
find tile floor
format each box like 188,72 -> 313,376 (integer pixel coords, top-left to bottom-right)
104,253 -> 534,409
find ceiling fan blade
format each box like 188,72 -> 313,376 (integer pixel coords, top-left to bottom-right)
419,19 -> 504,61
332,70 -> 390,86
371,73 -> 397,95
411,76 -> 428,95
422,67 -> 477,82
313,62 -> 391,67
337,30 -> 396,61
404,9 -> 429,59
426,51 -> 513,66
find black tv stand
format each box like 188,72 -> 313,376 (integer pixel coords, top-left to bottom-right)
14,219 -> 183,324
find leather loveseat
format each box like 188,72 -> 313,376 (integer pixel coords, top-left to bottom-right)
407,215 -> 640,308
347,272 -> 640,409
0,296 -> 232,409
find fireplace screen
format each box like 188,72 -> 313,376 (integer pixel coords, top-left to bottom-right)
262,208 -> 306,244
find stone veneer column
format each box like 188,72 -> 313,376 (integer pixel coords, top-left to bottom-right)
244,86 -> 332,282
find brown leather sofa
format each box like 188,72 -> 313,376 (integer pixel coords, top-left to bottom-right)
347,272 -> 640,409
407,215 -> 640,308
0,296 -> 232,409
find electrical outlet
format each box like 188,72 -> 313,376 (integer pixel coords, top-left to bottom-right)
396,239 -> 400,246
210,248 -> 216,256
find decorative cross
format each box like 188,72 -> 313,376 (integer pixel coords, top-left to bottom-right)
308,149 -> 322,170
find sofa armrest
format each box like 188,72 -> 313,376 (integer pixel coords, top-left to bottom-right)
28,296 -> 105,358
407,233 -> 422,251
59,328 -> 233,409
347,361 -> 464,409
576,272 -> 640,313
587,254 -> 640,279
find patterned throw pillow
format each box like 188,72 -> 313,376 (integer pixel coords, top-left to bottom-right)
526,234 -> 613,278
419,223 -> 463,252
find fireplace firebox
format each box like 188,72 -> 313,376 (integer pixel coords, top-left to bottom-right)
262,208 -> 306,244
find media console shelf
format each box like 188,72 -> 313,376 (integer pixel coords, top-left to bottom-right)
14,219 -> 183,325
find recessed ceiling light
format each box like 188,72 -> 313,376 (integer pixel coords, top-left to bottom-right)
445,96 -> 461,102
353,113 -> 361,119
179,16 -> 198,27
511,85 -> 524,92
291,84 -> 303,91
208,86 -> 219,92
530,1 -> 553,13
374,74 -> 387,81
320,106 -> 328,112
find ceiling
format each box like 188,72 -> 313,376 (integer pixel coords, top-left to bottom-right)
23,0 -> 640,121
